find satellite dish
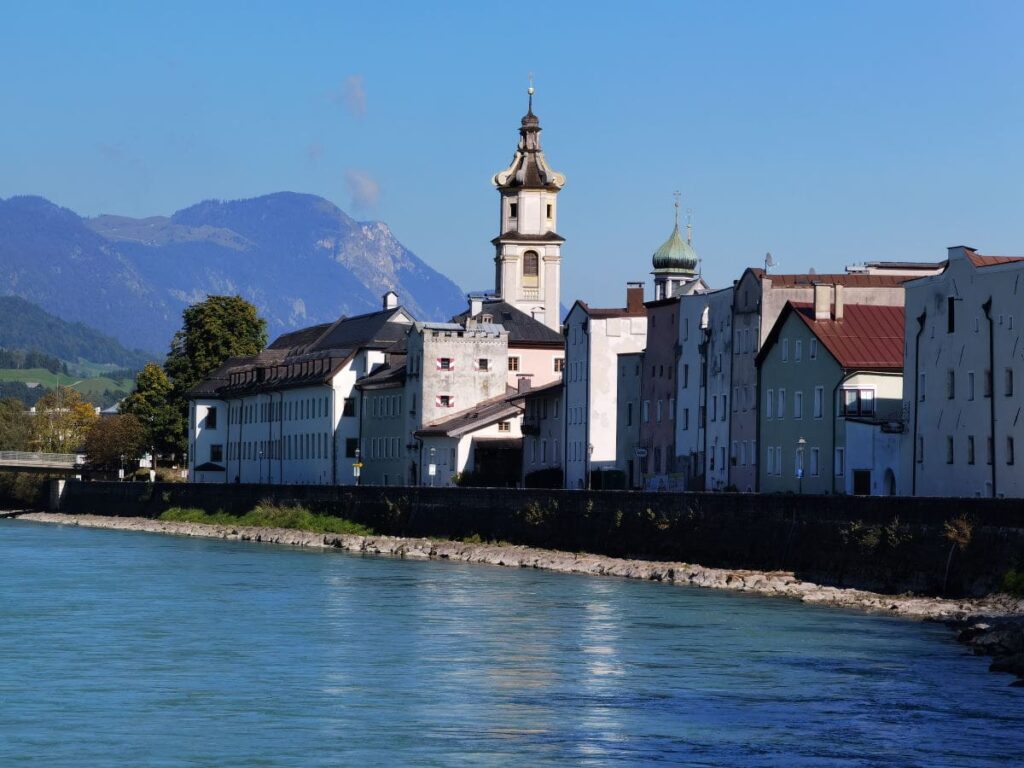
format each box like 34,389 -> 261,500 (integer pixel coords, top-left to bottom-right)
764,252 -> 776,271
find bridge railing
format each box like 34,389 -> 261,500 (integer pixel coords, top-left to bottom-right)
0,451 -> 84,467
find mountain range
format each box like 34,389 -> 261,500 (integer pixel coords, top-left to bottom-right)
0,193 -> 467,355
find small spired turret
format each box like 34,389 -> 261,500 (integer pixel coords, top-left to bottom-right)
492,86 -> 566,191
652,194 -> 700,300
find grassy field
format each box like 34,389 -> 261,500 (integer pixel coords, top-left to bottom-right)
0,368 -> 134,396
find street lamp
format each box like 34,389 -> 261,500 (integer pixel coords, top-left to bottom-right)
429,446 -> 436,487
796,436 -> 806,494
587,443 -> 594,490
119,453 -> 125,482
259,448 -> 265,485
353,447 -> 362,486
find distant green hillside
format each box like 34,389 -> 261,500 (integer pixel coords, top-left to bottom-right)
0,296 -> 155,369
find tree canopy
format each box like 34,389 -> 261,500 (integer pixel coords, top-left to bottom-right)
31,386 -> 97,452
0,398 -> 33,451
120,362 -> 178,453
84,414 -> 147,469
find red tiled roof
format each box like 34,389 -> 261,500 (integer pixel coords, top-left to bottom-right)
790,302 -> 904,370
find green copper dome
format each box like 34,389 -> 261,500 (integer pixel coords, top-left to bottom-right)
652,222 -> 698,273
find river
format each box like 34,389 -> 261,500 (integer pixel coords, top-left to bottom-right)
1,520 -> 1021,766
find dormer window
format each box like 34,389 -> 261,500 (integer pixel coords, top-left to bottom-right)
481,313 -> 493,323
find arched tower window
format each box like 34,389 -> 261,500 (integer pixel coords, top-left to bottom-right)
523,250 -> 539,288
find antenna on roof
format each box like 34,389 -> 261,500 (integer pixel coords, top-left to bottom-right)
808,267 -> 816,276
764,252 -> 776,272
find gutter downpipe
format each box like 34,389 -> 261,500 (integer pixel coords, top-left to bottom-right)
911,311 -> 926,496
982,298 -> 996,497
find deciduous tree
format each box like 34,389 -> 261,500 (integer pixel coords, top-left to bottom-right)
120,362 -> 177,452
31,386 -> 97,452
83,414 -> 147,469
0,398 -> 33,451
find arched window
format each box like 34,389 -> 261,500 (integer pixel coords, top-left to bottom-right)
523,250 -> 539,287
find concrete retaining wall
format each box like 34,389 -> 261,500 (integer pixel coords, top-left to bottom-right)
53,480 -> 1024,596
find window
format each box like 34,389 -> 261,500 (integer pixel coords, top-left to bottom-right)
345,438 -> 358,458
475,357 -> 489,371
626,402 -> 633,427
509,202 -> 518,219
438,395 -> 453,408
919,372 -> 926,402
1008,437 -> 1015,466
777,388 -> 786,419
842,388 -> 875,416
987,436 -> 993,465
642,400 -> 650,423
793,391 -> 803,420
795,340 -> 802,362
683,408 -> 690,430
523,251 -> 539,287
205,407 -> 217,429
767,445 -> 775,475
917,435 -> 924,463
985,369 -> 992,398
766,388 -> 774,419
554,358 -> 565,373
968,372 -> 976,401
834,447 -> 845,476
967,435 -> 975,465
947,296 -> 956,333
809,339 -> 818,360
508,356 -> 520,372
947,369 -> 955,399
814,386 -> 823,419
656,400 -> 663,423
710,395 -> 717,422
683,364 -> 689,388
946,436 -> 954,464
438,357 -> 454,371
722,394 -> 728,414
810,447 -> 820,477
669,397 -> 675,421
546,203 -> 553,219
782,339 -> 789,362
210,444 -> 223,463
498,421 -> 511,432
1006,368 -> 1014,397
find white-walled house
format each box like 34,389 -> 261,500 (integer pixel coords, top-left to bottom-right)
187,298 -> 415,484
512,378 -> 564,487
563,283 -> 648,489
616,352 -> 643,489
902,246 -> 1024,498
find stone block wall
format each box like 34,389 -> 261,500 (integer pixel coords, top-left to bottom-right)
55,481 -> 1024,597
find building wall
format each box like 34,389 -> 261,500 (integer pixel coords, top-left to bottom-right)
844,421 -> 905,496
674,294 -> 707,488
358,385 -> 408,486
729,271 -> 762,492
639,300 -> 681,490
522,387 -> 564,483
903,248 -> 1024,498
188,399 -> 226,483
496,186 -> 562,330
704,288 -> 734,490
564,306 -> 647,489
616,353 -> 642,489
508,344 -> 563,389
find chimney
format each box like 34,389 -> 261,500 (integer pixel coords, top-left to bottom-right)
517,374 -> 533,393
833,283 -> 844,321
468,295 -> 483,317
813,283 -> 830,321
383,291 -> 398,310
626,281 -> 645,314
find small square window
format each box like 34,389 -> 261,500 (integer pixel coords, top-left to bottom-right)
509,202 -> 518,219
478,358 -> 489,371
508,357 -> 520,372
438,357 -> 454,371
438,395 -> 453,408
554,358 -> 565,372
497,421 -> 511,432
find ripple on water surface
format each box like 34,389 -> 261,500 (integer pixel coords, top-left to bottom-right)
1,520 -> 1022,767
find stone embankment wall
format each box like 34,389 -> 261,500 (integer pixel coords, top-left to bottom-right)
53,481 -> 1024,597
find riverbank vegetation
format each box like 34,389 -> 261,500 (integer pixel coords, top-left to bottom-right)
159,501 -> 374,535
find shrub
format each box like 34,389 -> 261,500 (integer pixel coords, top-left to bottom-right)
159,502 -> 373,535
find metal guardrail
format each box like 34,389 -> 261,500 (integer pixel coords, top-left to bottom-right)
0,450 -> 83,467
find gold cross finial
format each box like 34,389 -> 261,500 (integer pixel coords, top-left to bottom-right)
673,190 -> 681,225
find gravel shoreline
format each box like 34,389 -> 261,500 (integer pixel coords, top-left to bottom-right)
11,511 -> 1024,683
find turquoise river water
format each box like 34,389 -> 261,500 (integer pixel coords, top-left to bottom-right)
1,520 -> 1022,767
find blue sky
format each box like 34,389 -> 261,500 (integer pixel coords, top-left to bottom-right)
2,1 -> 1022,307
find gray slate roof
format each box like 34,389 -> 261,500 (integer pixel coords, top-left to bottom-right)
453,299 -> 563,346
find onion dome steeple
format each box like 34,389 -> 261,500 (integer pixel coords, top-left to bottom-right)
652,193 -> 700,300
492,85 -> 565,191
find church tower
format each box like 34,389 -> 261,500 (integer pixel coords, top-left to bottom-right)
651,194 -> 700,300
492,86 -> 565,331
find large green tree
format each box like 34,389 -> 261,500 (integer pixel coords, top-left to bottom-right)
162,296 -> 267,455
0,398 -> 33,451
84,414 -> 147,469
120,362 -> 178,452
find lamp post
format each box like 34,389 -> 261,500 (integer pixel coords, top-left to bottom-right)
587,443 -> 594,491
429,446 -> 436,487
796,436 -> 806,494
259,448 -> 265,485
353,447 -> 361,486
119,453 -> 125,482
